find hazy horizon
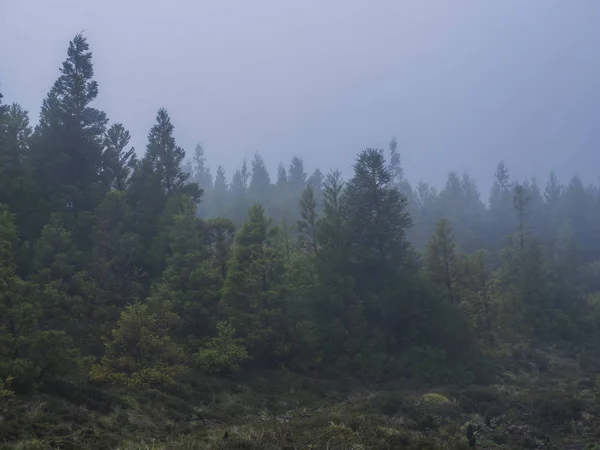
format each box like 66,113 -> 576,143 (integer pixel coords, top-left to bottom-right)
2,0 -> 600,195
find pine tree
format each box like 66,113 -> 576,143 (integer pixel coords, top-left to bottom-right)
91,190 -> 143,338
27,33 -> 108,236
307,168 -> 324,212
297,184 -> 318,255
288,156 -> 307,194
425,219 -> 458,303
91,300 -> 185,386
0,102 -> 30,216
101,123 -> 135,190
146,108 -> 199,200
213,165 -> 228,217
220,204 -> 288,365
191,143 -> 213,217
317,170 -> 346,264
487,162 -> 515,259
345,149 -> 414,284
457,250 -> 495,344
315,170 -> 365,364
276,163 -> 288,190
248,152 -> 271,205
512,183 -> 530,251
229,167 -> 248,225
127,155 -> 167,261
0,206 -> 81,390
0,206 -> 41,385
205,216 -> 236,279
31,215 -> 95,346
151,197 -> 220,337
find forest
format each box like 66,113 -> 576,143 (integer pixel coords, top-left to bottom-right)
1,34 -> 600,449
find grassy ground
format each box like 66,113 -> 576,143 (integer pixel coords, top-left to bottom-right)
2,343 -> 600,449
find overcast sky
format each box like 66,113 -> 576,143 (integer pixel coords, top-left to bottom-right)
1,1 -> 599,195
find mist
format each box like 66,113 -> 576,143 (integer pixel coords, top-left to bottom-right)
2,0 -> 600,194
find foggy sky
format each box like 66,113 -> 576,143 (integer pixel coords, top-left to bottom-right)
1,1 -> 599,196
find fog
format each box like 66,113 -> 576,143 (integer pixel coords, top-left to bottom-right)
2,0 -> 599,193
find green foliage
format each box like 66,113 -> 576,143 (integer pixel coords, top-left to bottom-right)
195,321 -> 249,375
221,204 -> 289,365
0,375 -> 14,400
3,31 -> 600,449
425,218 -> 458,303
91,301 -> 185,387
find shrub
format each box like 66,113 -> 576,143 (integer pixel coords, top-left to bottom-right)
195,321 -> 250,375
0,375 -> 14,400
421,393 -> 449,405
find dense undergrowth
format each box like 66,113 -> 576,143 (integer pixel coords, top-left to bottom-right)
3,341 -> 600,449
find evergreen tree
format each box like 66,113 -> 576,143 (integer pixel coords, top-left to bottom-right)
91,190 -> 143,338
205,216 -> 236,279
213,165 -> 228,217
345,149 -> 414,286
101,123 -> 135,190
248,152 -> 271,205
0,206 -> 81,391
0,102 -> 30,216
276,163 -> 288,190
288,156 -> 307,194
487,162 -> 515,259
27,33 -> 108,237
229,167 -> 248,225
146,108 -> 199,200
31,216 -> 95,347
190,143 -> 213,217
220,204 -> 288,365
151,196 -> 220,337
425,219 -> 458,304
297,184 -> 318,255
307,168 -> 324,212
91,300 -> 185,386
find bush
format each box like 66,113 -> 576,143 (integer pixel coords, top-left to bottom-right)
527,390 -> 584,428
195,321 -> 250,375
0,376 -> 14,401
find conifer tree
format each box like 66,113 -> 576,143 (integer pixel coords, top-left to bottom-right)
425,219 -> 458,303
345,149 -> 414,286
27,33 -> 108,236
31,215 -> 95,346
190,143 -> 213,217
151,196 -> 220,337
288,156 -> 307,194
229,167 -> 248,225
91,190 -> 143,336
276,163 -> 288,190
307,168 -> 324,211
205,216 -> 236,279
91,300 -> 185,386
297,184 -> 318,255
0,102 -> 30,215
146,108 -> 199,200
220,204 -> 288,365
101,123 -> 135,190
213,165 -> 229,217
248,152 -> 271,205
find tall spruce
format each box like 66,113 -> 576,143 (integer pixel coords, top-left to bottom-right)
27,33 -> 108,237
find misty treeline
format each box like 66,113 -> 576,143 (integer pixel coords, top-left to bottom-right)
1,34 -> 599,396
